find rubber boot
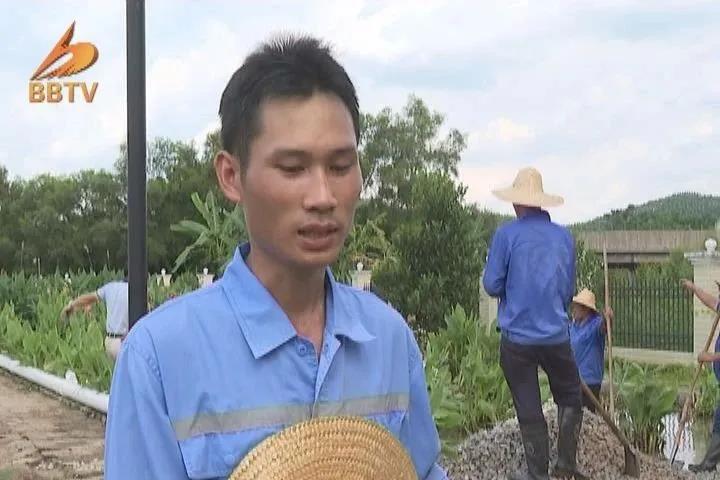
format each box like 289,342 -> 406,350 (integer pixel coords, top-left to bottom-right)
689,433 -> 720,473
552,406 -> 588,480
508,421 -> 550,480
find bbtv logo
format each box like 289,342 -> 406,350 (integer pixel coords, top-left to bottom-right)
29,22 -> 99,103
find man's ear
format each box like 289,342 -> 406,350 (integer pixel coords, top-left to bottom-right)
215,150 -> 243,205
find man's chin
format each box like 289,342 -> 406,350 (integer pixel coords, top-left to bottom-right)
297,251 -> 339,269
292,245 -> 341,270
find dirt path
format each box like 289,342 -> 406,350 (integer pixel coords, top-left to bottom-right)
0,369 -> 104,479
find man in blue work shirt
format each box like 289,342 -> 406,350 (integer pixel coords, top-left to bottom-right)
483,167 -> 584,480
681,278 -> 720,473
104,35 -> 446,479
569,288 -> 613,413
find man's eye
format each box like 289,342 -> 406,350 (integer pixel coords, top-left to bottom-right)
279,165 -> 304,173
330,164 -> 352,173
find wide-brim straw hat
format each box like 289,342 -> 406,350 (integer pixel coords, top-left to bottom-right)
492,167 -> 564,208
572,288 -> 598,312
229,415 -> 416,480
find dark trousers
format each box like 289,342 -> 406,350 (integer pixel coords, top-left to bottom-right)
714,402 -> 720,434
500,338 -> 582,425
582,384 -> 601,413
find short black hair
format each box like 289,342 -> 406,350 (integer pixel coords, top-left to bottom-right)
219,34 -> 360,170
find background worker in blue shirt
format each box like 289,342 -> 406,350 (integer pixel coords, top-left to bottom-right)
104,35 -> 446,479
483,167 -> 584,480
681,278 -> 720,473
569,288 -> 613,413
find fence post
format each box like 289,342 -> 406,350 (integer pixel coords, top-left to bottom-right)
686,238 -> 720,357
350,263 -> 372,290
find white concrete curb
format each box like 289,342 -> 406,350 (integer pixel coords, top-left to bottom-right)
0,353 -> 108,413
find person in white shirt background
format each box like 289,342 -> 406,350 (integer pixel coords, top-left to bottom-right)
62,278 -> 129,361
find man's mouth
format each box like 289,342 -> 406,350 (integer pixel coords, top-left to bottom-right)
298,224 -> 340,238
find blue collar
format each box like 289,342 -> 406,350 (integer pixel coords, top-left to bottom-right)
220,243 -> 374,359
519,208 -> 551,221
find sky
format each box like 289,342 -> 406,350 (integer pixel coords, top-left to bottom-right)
1,0 -> 719,224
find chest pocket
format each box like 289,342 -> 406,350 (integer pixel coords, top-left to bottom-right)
178,427 -> 280,480
367,409 -> 407,439
313,393 -> 409,440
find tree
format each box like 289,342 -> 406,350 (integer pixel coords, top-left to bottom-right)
469,206 -> 513,263
73,170 -> 126,270
200,129 -> 222,165
333,213 -> 393,283
1,97 -> 479,278
113,136 -> 221,272
575,240 -> 602,293
0,165 -> 17,271
635,250 -> 692,283
12,174 -> 86,271
359,96 -> 466,234
573,192 -> 720,230
372,172 -> 482,332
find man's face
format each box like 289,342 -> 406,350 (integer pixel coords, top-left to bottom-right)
571,304 -> 591,322
225,92 -> 361,271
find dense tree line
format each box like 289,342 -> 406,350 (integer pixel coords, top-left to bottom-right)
1,96 -> 505,332
574,192 -> 720,231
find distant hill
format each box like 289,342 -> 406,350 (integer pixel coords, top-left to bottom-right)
573,192 -> 720,231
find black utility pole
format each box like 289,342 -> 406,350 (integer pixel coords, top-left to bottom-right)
126,0 -> 147,328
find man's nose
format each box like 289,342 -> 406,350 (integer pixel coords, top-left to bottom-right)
303,169 -> 337,211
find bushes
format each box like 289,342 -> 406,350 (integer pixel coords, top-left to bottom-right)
0,290 -> 111,391
615,362 -> 677,454
696,367 -> 720,417
0,272 -> 197,392
424,306 -> 516,451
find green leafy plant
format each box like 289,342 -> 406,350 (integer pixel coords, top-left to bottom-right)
171,191 -> 245,273
424,336 -> 465,436
0,271 -> 201,392
696,367 -> 720,417
615,362 -> 677,453
424,306 -> 518,452
333,214 -> 394,283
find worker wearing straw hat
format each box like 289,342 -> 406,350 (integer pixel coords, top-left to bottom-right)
570,288 -> 614,413
483,167 -> 585,480
104,35 -> 446,480
680,278 -> 720,473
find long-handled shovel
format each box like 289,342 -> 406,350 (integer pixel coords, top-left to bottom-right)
670,310 -> 720,464
603,242 -> 615,419
581,381 -> 640,478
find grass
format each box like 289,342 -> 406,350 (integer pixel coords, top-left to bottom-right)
645,363 -> 694,391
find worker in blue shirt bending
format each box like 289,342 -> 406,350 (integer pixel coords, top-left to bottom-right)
104,35 -> 446,479
483,167 -> 584,480
569,288 -> 613,413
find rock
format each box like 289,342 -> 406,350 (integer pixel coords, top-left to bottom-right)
443,405 -> 714,479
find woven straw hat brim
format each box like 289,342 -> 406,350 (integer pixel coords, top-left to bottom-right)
572,293 -> 598,312
572,298 -> 598,312
492,186 -> 564,208
229,415 -> 416,480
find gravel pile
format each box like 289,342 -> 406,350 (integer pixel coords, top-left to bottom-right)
444,406 -> 720,479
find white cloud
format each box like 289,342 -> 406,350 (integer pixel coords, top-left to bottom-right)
458,163 -> 518,211
2,0 -> 720,224
470,118 -> 535,147
691,120 -> 714,138
192,119 -> 221,152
